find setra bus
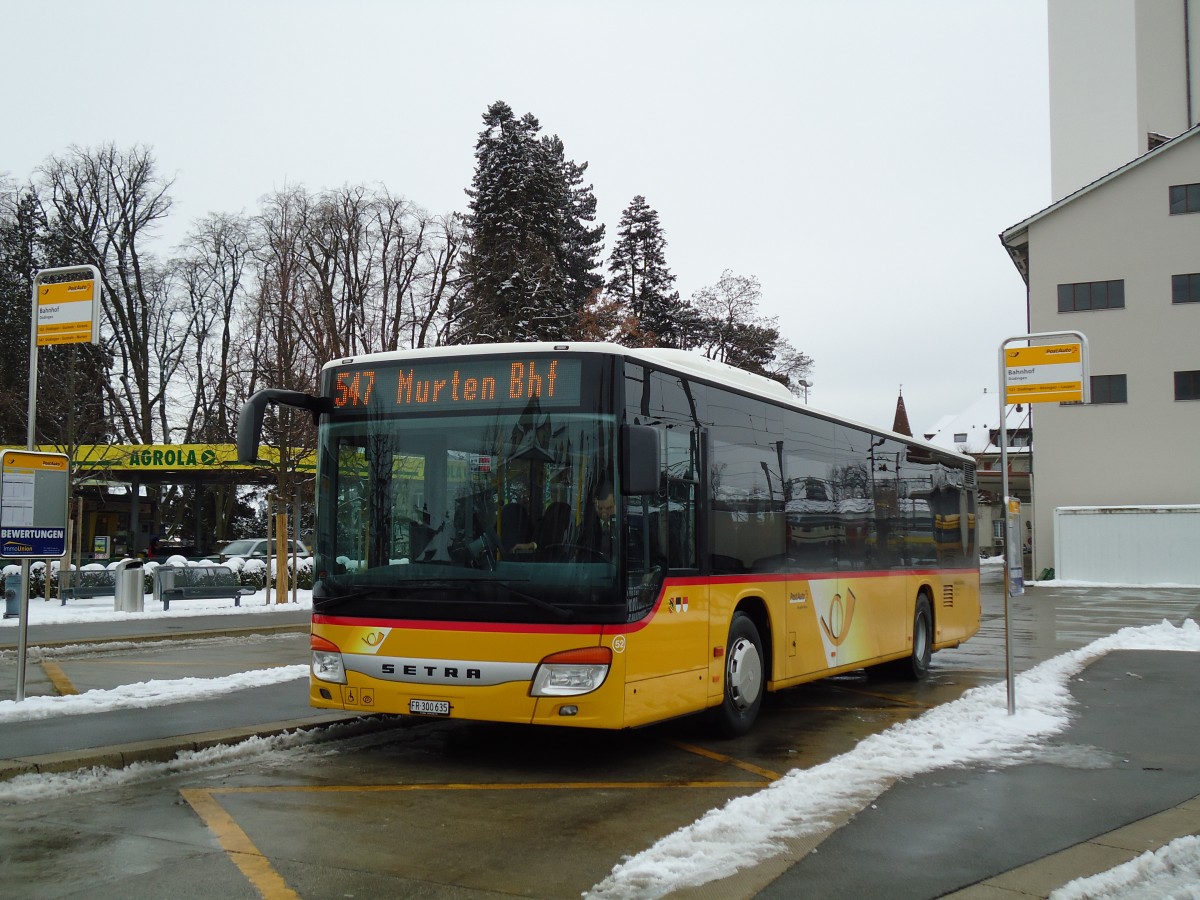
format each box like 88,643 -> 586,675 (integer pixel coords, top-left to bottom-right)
238,343 -> 980,736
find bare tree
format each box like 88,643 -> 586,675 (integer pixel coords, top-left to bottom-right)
690,270 -> 814,393
407,213 -> 467,348
298,185 -> 375,361
177,212 -> 257,442
38,143 -> 177,443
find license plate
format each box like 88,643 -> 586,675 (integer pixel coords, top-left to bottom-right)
409,699 -> 451,717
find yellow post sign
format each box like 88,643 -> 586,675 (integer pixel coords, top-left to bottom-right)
36,278 -> 99,346
1004,343 -> 1083,404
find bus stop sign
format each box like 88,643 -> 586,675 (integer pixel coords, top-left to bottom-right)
1004,343 -> 1084,404
0,450 -> 69,558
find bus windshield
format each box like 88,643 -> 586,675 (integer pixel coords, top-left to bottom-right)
314,407 -> 625,624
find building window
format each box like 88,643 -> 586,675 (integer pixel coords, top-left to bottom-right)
1172,273 -> 1200,303
1170,183 -> 1200,214
1057,280 -> 1125,312
953,432 -> 967,443
1176,370 -> 1200,401
1091,374 -> 1127,404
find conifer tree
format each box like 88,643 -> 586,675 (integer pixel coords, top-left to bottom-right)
552,142 -> 605,323
0,187 -> 110,447
456,102 -> 601,343
0,188 -> 40,443
604,195 -> 687,347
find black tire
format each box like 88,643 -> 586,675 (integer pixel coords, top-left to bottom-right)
895,594 -> 933,680
713,612 -> 765,738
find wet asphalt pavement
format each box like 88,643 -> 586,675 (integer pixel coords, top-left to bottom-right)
1,581 -> 1198,898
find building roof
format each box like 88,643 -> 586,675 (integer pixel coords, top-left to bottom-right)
922,390 -> 1031,455
999,121 -> 1200,285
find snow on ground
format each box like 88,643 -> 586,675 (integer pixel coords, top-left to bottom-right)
587,618 -> 1200,899
0,665 -> 308,723
1051,834 -> 1200,900
0,728 -> 340,805
1,558 -> 313,627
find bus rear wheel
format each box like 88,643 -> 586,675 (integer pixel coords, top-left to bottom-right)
892,594 -> 933,680
713,612 -> 764,738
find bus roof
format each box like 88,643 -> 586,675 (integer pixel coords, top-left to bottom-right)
322,342 -> 972,464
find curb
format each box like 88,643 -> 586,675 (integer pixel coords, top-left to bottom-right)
0,712 -> 412,783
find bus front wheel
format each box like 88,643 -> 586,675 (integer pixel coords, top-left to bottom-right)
713,612 -> 765,738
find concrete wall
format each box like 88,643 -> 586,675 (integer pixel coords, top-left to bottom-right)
1135,0 -> 1190,145
1050,0 -> 1140,199
1049,0 -> 1193,201
1054,505 -> 1200,584
1026,136 -> 1200,573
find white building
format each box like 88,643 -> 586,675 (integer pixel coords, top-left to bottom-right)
1000,0 -> 1200,579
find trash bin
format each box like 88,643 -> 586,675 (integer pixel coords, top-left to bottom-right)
114,559 -> 145,613
3,572 -> 20,619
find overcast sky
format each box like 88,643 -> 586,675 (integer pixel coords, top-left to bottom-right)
3,0 -> 1050,436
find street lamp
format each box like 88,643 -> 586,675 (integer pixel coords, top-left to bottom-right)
797,379 -> 811,403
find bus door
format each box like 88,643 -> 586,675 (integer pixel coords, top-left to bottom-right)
623,420 -> 709,724
782,438 -> 839,678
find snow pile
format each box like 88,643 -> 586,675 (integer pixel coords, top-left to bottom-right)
0,729 -> 322,804
1051,835 -> 1200,899
587,619 -> 1200,899
0,665 -> 308,723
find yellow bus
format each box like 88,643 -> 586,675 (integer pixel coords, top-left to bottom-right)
239,343 -> 980,736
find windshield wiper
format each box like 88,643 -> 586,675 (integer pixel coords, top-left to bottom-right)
503,585 -> 573,621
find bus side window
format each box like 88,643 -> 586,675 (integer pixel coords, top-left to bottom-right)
661,427 -> 698,570
708,394 -> 785,574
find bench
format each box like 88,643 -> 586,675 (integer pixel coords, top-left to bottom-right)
57,569 -> 118,604
153,565 -> 254,610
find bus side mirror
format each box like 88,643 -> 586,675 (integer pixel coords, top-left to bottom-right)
622,425 -> 659,495
237,389 -> 333,464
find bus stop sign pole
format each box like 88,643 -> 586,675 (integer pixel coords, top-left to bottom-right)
997,330 -> 1089,715
9,265 -> 100,701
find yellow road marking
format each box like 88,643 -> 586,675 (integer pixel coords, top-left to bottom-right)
669,742 -> 782,781
181,789 -> 299,900
40,661 -> 78,696
178,741 -> 803,895
184,779 -> 764,895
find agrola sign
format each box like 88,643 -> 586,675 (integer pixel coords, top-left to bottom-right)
127,445 -> 221,468
0,444 -> 316,474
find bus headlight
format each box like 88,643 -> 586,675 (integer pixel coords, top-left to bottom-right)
311,635 -> 347,684
530,647 -> 612,696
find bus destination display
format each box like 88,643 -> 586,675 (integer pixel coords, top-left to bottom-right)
331,356 -> 583,412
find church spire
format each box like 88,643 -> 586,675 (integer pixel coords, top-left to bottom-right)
892,386 -> 912,436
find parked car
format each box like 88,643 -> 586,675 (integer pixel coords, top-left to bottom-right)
217,538 -> 310,561
147,541 -> 199,559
